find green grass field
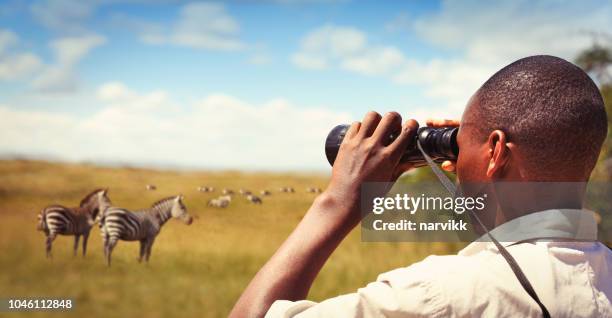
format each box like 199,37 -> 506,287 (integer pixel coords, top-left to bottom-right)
0,160 -> 465,317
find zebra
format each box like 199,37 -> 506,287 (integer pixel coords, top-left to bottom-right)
37,189 -> 111,258
100,195 -> 192,266
246,194 -> 262,204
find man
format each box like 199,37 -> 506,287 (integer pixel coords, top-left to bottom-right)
230,55 -> 612,317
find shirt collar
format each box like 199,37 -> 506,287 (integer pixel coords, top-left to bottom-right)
459,209 -> 598,256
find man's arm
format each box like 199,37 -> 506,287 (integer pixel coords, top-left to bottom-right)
229,111 -> 419,318
229,191 -> 356,317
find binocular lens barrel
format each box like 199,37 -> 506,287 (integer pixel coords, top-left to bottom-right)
325,124 -> 459,167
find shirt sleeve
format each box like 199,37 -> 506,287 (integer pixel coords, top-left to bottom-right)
265,271 -> 449,318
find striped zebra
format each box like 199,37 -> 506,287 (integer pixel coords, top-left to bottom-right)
37,189 -> 111,258
100,195 -> 192,266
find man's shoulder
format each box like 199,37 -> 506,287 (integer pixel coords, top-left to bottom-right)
376,253 -> 491,288
372,251 -> 543,317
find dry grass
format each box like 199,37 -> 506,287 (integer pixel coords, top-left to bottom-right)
0,160 -> 465,317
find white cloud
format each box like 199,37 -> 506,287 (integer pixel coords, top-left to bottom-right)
413,0 -> 611,64
341,46 -> 405,76
393,59 -> 495,114
0,82 -> 351,170
32,34 -> 106,93
0,52 -> 43,81
291,24 -> 405,76
96,81 -> 174,112
0,29 -> 43,80
0,29 -> 104,92
97,81 -> 132,101
291,52 -> 328,70
0,29 -> 18,54
50,35 -> 106,65
139,2 -> 246,51
30,0 -> 97,34
300,25 -> 366,56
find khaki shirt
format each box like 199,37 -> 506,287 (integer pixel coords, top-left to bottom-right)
267,209 -> 612,317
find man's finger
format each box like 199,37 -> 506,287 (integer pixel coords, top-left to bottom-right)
441,161 -> 456,172
372,112 -> 402,145
358,111 -> 383,138
387,119 -> 418,160
426,118 -> 460,127
345,121 -> 361,139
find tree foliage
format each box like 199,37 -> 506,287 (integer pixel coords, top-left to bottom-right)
576,44 -> 612,84
576,44 -> 612,180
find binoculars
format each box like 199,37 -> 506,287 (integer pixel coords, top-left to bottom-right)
325,124 -> 459,167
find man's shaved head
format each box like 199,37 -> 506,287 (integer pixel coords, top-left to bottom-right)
466,55 -> 608,180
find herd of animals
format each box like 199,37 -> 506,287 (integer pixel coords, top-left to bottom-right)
36,185 -> 323,266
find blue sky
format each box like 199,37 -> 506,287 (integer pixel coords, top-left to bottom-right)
0,0 -> 611,170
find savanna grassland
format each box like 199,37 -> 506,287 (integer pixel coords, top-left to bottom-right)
0,160 -> 465,318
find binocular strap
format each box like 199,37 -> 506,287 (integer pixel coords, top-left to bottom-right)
416,141 -> 552,318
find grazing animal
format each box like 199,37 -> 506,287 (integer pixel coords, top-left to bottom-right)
100,195 -> 192,266
279,187 -> 295,193
306,187 -> 323,193
208,198 -> 230,208
260,190 -> 271,196
197,186 -> 214,193
208,195 -> 231,208
37,189 -> 111,258
222,188 -> 234,195
239,189 -> 252,195
246,194 -> 262,204
146,184 -> 157,191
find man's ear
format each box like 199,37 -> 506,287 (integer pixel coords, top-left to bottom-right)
486,130 -> 510,178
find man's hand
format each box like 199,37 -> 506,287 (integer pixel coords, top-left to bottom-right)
324,112 -> 419,224
426,118 -> 460,172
